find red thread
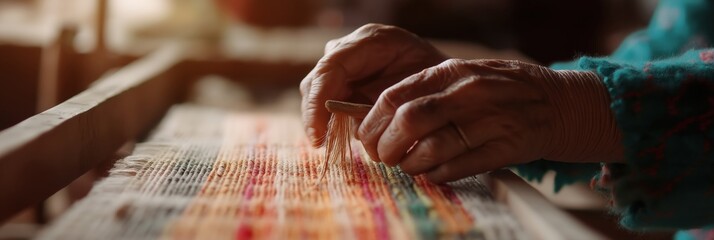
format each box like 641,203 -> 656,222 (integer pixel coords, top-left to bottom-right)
236,224 -> 253,240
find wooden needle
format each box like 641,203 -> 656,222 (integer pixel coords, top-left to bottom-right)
325,100 -> 373,119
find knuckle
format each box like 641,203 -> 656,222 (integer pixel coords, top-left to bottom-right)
473,59 -> 507,66
358,23 -> 389,33
313,58 -> 330,72
327,35 -> 363,56
379,87 -> 404,111
391,114 -> 413,136
419,137 -> 440,156
392,99 -> 437,133
299,78 -> 311,95
372,25 -> 400,36
356,23 -> 404,40
400,98 -> 439,121
415,140 -> 441,163
435,59 -> 473,77
313,58 -> 345,78
475,59 -> 535,76
393,106 -> 416,131
503,59 -> 531,67
324,39 -> 340,52
440,58 -> 466,67
416,67 -> 437,79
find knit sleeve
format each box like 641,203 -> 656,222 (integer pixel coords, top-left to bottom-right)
584,49 -> 714,230
514,0 -> 714,195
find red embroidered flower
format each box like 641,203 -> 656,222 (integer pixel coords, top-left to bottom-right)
700,50 -> 714,63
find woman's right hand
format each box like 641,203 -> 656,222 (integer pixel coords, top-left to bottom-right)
300,24 -> 448,147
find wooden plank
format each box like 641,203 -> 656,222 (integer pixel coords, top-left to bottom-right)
0,43 -> 187,223
37,27 -> 139,112
37,28 -> 77,112
179,57 -> 313,88
0,45 -> 42,130
488,170 -> 607,240
95,0 -> 108,53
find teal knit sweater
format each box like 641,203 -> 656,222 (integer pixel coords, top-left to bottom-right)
513,0 -> 714,236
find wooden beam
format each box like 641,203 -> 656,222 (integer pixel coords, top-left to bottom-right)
179,57 -> 313,88
0,43 -> 187,223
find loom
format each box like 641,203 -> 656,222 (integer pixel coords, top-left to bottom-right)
0,39 -> 607,239
0,1 -> 609,238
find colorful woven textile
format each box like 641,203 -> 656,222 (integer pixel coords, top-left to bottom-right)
39,105 -> 526,240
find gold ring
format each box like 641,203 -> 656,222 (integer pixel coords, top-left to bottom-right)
450,122 -> 473,150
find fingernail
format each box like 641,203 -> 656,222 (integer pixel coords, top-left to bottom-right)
354,128 -> 362,140
368,151 -> 381,163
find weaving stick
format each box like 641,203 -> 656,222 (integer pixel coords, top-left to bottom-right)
315,101 -> 374,185
324,100 -> 373,119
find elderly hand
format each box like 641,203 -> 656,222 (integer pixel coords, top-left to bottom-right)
300,24 -> 447,146
301,24 -> 622,183
356,59 -> 623,183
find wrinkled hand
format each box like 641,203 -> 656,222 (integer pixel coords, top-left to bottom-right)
300,24 -> 622,183
356,59 -> 622,183
300,24 -> 447,146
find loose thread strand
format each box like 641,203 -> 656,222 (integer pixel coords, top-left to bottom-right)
314,113 -> 353,187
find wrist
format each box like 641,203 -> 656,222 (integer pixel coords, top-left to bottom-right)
539,69 -> 623,163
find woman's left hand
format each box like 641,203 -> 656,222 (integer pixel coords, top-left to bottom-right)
356,59 -> 622,183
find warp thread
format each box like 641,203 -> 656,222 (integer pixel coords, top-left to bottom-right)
37,105 -> 527,240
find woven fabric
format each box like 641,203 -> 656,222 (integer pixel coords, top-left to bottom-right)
39,105 -> 526,240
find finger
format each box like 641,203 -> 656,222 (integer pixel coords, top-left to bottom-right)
465,59 -> 547,81
325,39 -> 339,53
399,118 -> 503,175
301,25 -> 414,146
398,125 -> 467,175
350,117 -> 361,140
357,60 -> 466,161
359,59 -> 482,163
301,62 -> 351,147
374,91 -> 459,166
425,143 -> 514,183
376,72 -> 546,166
320,24 -> 418,82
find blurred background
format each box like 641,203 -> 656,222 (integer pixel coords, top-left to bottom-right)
0,0 -> 667,239
0,0 -> 658,131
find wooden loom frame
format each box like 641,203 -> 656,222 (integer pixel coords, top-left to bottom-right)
0,42 -> 606,240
